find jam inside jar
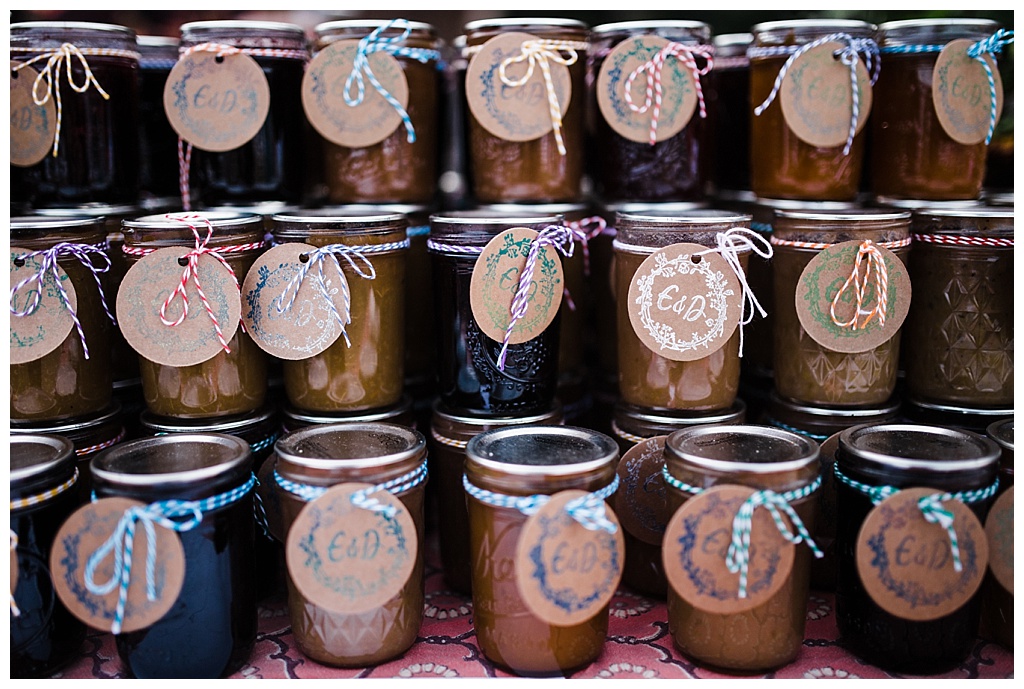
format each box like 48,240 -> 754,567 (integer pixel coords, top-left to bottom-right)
137,36 -> 181,202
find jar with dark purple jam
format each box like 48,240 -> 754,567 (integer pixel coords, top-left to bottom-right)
707,33 -> 752,193
980,418 -> 1013,649
137,36 -> 181,203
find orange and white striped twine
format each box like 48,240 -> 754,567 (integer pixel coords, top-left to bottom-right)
430,427 -> 469,450
623,42 -> 713,146
830,240 -> 890,331
10,468 -> 79,512
75,428 -> 127,457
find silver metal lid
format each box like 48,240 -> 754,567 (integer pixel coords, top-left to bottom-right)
10,434 -> 76,485
666,424 -> 819,475
615,399 -> 747,430
272,209 -> 405,226
123,210 -> 262,231
769,391 -> 901,420
11,21 -> 136,37
839,423 -> 1000,473
36,203 -> 142,219
432,400 -> 562,429
879,18 -> 1000,33
179,20 -> 306,36
140,405 -> 276,435
987,192 -> 1013,208
774,208 -> 911,223
429,210 -> 561,226
92,433 -> 251,487
591,20 -> 710,35
11,401 -> 122,435
714,32 -> 754,48
315,19 -> 436,35
283,396 -> 413,426
138,35 -> 178,48
601,201 -> 708,215
466,425 -> 618,476
476,202 -> 590,216
987,418 -> 1014,452
274,423 -> 424,471
616,208 -> 750,226
911,207 -> 1014,221
11,215 -> 104,232
755,197 -> 861,212
906,397 -> 1014,417
464,17 -> 587,32
206,201 -> 300,218
752,19 -> 875,35
317,203 -> 430,217
873,196 -> 985,211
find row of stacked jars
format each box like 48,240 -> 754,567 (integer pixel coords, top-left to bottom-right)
10,16 -> 1013,213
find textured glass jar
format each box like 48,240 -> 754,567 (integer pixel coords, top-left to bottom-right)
137,36 -> 180,202
708,33 -> 753,193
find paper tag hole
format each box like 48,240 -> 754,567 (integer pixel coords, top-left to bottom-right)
690,255 -> 702,265
177,256 -> 189,267
214,55 -> 225,64
298,253 -> 310,264
10,69 -> 18,80
13,257 -> 26,268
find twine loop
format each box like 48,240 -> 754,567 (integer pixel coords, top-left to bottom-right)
966,29 -> 1014,145
624,42 -> 713,145
462,473 -> 620,534
830,239 -> 889,331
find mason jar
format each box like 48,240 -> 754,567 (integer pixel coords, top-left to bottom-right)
708,33 -> 753,193
137,36 -> 180,202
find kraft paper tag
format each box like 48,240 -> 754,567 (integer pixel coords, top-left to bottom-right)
795,240 -> 911,354
466,32 -> 572,142
10,246 -> 77,365
596,36 -> 698,144
933,39 -> 1004,145
241,243 -> 347,360
10,61 -> 56,167
627,243 -> 740,362
985,486 -> 1013,594
116,247 -> 241,367
779,41 -> 873,148
302,40 -> 408,147
515,490 -> 624,627
164,51 -> 270,152
856,487 -> 988,622
614,435 -> 671,545
51,497 -> 186,634
286,483 -> 417,615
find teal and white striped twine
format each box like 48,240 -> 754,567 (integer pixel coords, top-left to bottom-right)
344,19 -> 443,144
661,467 -> 823,599
462,473 -> 621,534
406,225 -> 431,239
749,221 -> 773,235
832,464 -> 999,573
274,459 -> 428,520
765,418 -> 830,442
84,473 -> 256,635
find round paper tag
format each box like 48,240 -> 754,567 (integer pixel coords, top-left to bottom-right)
985,486 -> 1013,594
286,483 -> 417,615
663,485 -> 795,614
796,240 -> 910,354
10,246 -> 77,365
164,51 -> 271,152
50,497 -> 186,633
116,246 -> 241,367
241,243 -> 347,360
257,455 -> 285,543
596,36 -> 698,144
614,435 -> 671,545
856,487 -> 988,622
626,243 -> 740,362
469,228 -> 564,345
466,32 -> 572,142
514,490 -> 625,627
779,41 -> 873,148
302,40 -> 408,148
10,61 -> 56,167
932,39 -> 1004,145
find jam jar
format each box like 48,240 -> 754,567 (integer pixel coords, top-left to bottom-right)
772,209 -> 912,406
902,396 -> 1014,434
273,423 -> 428,666
708,33 -> 753,194
429,211 -> 564,416
749,20 -> 876,200
981,418 -> 1013,649
872,20 -> 1003,200
137,36 -> 180,203
87,434 -> 256,678
662,424 -> 821,672
834,423 -> 1000,673
312,21 -> 442,204
464,18 -> 588,202
904,208 -> 1013,407
10,22 -> 140,208
178,21 -> 310,207
282,396 -> 416,434
10,435 -> 86,678
464,425 -> 620,676
10,216 -> 114,422
431,401 -> 564,594
122,211 -> 268,418
614,209 -> 756,411
588,20 -> 711,202
271,210 -> 408,413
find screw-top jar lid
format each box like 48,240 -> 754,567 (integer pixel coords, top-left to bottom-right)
432,400 -> 563,439
282,396 -> 414,427
838,423 -> 1000,475
10,434 -> 76,490
466,425 -> 617,477
35,203 -> 143,220
92,433 -> 251,487
878,18 -> 1000,46
616,208 -> 748,227
317,203 -> 431,218
179,20 -> 306,37
987,418 -> 1013,452
872,196 -> 984,212
464,17 -> 587,32
275,423 -> 425,472
665,424 -> 819,475
315,19 -> 437,35
774,208 -> 910,223
11,215 -> 105,232
140,404 -> 276,435
272,210 -> 407,237
752,19 -> 876,43
123,211 -> 262,232
755,197 -> 862,212
11,401 -> 122,435
476,202 -> 591,216
601,201 -> 708,216
713,32 -> 754,56
206,201 -> 300,219
769,391 -> 900,421
138,35 -> 178,48
590,20 -> 710,43
614,400 -> 747,438
11,21 -> 137,37
430,210 -> 562,227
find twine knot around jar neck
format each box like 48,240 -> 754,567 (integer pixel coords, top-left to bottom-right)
623,41 -> 713,146
273,459 -> 429,520
966,29 -> 1014,145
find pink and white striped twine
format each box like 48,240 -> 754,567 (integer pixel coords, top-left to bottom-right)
624,42 -> 713,146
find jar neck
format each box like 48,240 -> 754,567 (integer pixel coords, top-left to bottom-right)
772,216 -> 910,246
276,447 -> 427,489
466,23 -> 588,47
180,26 -> 307,54
11,24 -> 138,53
465,457 -> 617,498
315,25 -> 440,53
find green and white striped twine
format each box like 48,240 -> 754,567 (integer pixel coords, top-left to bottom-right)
274,459 -> 428,520
765,418 -> 830,442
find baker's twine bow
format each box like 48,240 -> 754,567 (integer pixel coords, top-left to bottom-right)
10,532 -> 20,618
966,29 -> 1015,145
830,239 -> 889,331
499,40 -> 587,156
10,242 -> 116,361
754,33 -> 880,155
624,42 -> 713,145
273,460 -> 429,520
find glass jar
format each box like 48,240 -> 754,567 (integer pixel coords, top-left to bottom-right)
91,434 -> 257,678
834,423 -> 1000,673
464,18 -> 588,202
313,21 -> 442,204
10,22 -> 140,208
137,36 -> 180,202
872,20 -> 1002,200
10,435 -> 86,678
987,418 -> 1014,491
663,424 -> 820,671
772,209 -> 912,406
588,21 -> 711,202
904,208 -> 1013,406
282,395 -> 416,434
902,396 -> 1014,434
708,33 -> 753,193
10,216 -> 114,422
178,21 -> 310,206
614,209 -> 754,411
464,425 -> 619,676
273,423 -> 428,666
429,211 -> 564,416
749,20 -> 876,200
122,211 -> 268,418
981,417 -> 1013,649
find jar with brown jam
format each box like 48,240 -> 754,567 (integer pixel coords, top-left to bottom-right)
11,216 -> 114,422
464,18 -> 588,203
749,20 -> 876,200
464,425 -> 620,676
662,424 -> 821,672
873,20 -> 1003,200
312,21 -> 442,204
905,208 -> 1013,407
708,33 -> 753,194
10,435 -> 86,678
772,209 -> 912,406
10,22 -> 140,208
137,36 -> 180,203
272,423 -> 428,666
588,20 -> 711,202
122,211 -> 268,418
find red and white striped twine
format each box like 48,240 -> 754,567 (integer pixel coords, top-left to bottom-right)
769,236 -> 912,251
75,428 -> 126,457
912,234 -> 1014,248
830,239 -> 890,331
623,42 -> 713,146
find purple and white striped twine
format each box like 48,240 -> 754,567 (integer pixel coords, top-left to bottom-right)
9,242 -> 116,361
567,215 -> 609,277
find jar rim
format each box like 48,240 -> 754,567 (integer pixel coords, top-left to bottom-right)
986,419 -> 1014,452
476,202 -> 590,215
878,17 -> 1000,36
35,203 -> 143,219
601,201 -> 708,215
12,401 -> 123,435
317,203 -> 430,216
713,32 -> 754,47
614,399 -> 747,429
774,209 -> 911,223
838,423 -> 1000,473
205,202 -> 301,218
282,396 -> 413,426
464,17 -> 588,32
873,196 -> 985,211
429,211 -> 562,226
616,208 -> 751,226
140,405 -> 276,435
905,396 -> 1014,417
274,423 -> 425,471
10,434 -> 76,486
138,35 -> 178,48
272,210 -> 406,226
752,18 -> 876,35
11,21 -> 137,37
432,399 -> 563,428
768,391 -> 901,420
123,211 -> 263,231
92,433 -> 251,487
465,425 -> 618,478
591,19 -> 711,35
754,197 -> 862,212
912,207 -> 1014,221
665,424 -> 819,475
11,215 -> 105,232
179,20 -> 306,37
314,19 -> 437,35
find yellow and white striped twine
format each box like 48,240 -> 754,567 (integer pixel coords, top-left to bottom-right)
10,468 -> 79,512
431,428 -> 469,450
610,420 -> 647,445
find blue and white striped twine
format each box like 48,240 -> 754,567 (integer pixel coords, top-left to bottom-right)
406,225 -> 431,239
274,459 -> 428,520
84,474 -> 256,635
